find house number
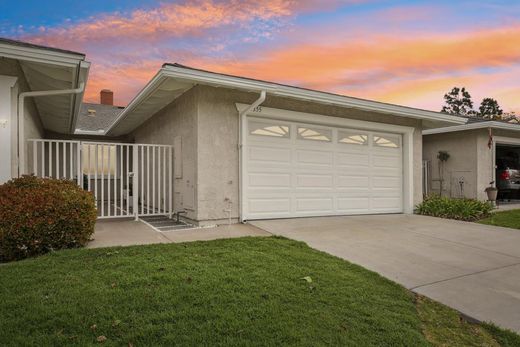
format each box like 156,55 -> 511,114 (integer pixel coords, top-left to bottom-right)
253,106 -> 262,113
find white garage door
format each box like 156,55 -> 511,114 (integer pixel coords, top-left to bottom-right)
243,116 -> 403,220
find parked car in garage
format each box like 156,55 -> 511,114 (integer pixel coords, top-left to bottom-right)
496,150 -> 520,199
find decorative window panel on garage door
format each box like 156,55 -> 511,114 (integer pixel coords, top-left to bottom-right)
243,117 -> 403,220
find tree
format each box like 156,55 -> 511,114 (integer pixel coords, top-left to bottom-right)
441,87 -> 475,116
479,98 -> 503,119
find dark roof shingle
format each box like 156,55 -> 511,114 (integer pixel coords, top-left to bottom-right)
76,103 -> 123,133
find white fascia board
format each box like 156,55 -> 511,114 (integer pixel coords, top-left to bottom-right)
105,71 -> 166,135
161,65 -> 467,125
108,65 -> 467,136
69,60 -> 91,133
423,121 -> 520,135
0,42 -> 85,68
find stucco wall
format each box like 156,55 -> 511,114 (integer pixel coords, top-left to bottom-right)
130,87 -> 198,221
195,85 -> 424,224
423,130 -> 479,198
423,129 -> 495,200
424,128 -> 520,201
0,57 -> 44,179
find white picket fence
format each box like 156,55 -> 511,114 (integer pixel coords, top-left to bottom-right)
28,139 -> 173,219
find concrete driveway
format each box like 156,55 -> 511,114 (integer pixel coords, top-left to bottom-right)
250,214 -> 520,333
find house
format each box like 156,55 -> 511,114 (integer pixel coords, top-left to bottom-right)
75,89 -> 124,135
0,37 -> 89,183
1,38 -> 468,226
424,119 -> 520,201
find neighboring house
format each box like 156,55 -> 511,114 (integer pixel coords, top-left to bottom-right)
0,37 -> 89,182
424,120 -> 520,201
75,90 -> 124,135
1,38 -> 469,225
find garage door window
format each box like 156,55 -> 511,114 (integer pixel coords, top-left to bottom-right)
338,130 -> 368,146
373,134 -> 400,148
297,126 -> 332,142
249,121 -> 290,138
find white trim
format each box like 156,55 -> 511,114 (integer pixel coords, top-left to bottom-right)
236,104 -> 415,218
423,121 -> 520,135
0,75 -> 18,184
0,41 -> 85,68
162,66 -> 465,124
18,83 -> 85,175
493,136 -> 520,146
237,93 -> 266,223
107,66 -> 466,135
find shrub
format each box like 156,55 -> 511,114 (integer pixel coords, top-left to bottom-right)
0,175 -> 97,262
416,195 -> 493,221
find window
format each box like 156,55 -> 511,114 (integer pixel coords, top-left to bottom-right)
249,121 -> 290,138
338,130 -> 368,145
297,126 -> 332,142
373,134 -> 400,148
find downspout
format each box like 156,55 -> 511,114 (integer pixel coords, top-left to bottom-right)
17,82 -> 85,176
238,90 -> 266,222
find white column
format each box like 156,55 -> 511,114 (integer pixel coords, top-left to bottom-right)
0,75 -> 18,184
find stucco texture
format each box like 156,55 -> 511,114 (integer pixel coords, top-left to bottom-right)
132,84 -> 425,224
423,128 -> 504,201
196,85 -> 423,223
131,87 -> 199,221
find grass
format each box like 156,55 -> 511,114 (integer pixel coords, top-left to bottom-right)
479,209 -> 520,229
0,237 -> 519,346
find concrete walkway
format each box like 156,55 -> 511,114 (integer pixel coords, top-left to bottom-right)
251,214 -> 520,333
88,219 -> 269,248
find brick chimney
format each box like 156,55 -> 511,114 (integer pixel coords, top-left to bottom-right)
100,89 -> 114,105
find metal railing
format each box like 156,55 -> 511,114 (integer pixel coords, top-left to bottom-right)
28,139 -> 173,220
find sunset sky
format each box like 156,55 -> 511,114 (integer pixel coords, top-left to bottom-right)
1,0 -> 519,113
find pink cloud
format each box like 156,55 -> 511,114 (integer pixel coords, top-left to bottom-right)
25,0 -> 337,48
18,1 -> 519,114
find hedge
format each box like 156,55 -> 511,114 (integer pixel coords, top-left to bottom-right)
416,195 -> 493,221
0,175 -> 97,262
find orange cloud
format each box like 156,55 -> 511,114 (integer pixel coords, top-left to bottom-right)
83,60 -> 163,106
27,0 -> 334,48
20,1 -> 519,113
196,24 -> 520,88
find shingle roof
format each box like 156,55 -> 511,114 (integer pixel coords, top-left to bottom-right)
76,103 -> 124,133
0,37 -> 85,57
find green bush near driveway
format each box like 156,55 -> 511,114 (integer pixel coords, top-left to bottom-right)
0,175 -> 97,262
416,195 -> 493,221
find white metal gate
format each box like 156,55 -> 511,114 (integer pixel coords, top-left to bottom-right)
28,139 -> 173,219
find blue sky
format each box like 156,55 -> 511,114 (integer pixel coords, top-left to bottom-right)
1,0 -> 519,112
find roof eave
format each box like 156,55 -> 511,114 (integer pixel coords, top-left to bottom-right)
160,65 -> 467,126
69,60 -> 91,133
108,65 -> 467,135
423,121 -> 520,135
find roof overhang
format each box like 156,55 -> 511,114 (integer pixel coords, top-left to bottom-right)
107,64 -> 467,136
0,38 -> 90,134
423,121 -> 520,136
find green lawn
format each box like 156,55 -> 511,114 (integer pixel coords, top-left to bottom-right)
0,237 -> 518,346
479,209 -> 520,229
